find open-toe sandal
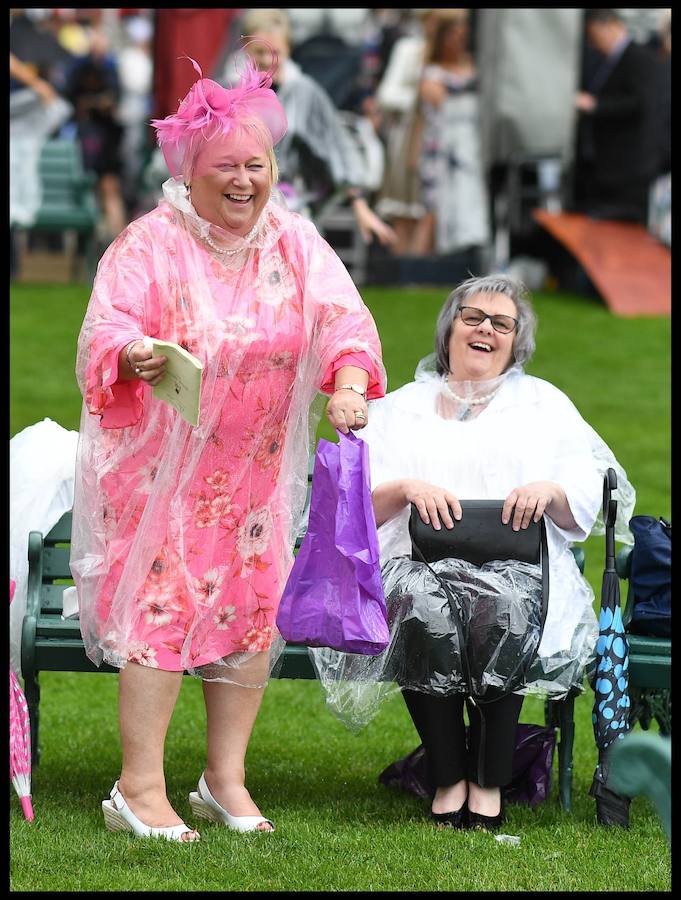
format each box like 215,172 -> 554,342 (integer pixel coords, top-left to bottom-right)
188,772 -> 274,833
102,781 -> 200,842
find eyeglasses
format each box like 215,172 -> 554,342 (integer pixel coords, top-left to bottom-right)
457,306 -> 518,334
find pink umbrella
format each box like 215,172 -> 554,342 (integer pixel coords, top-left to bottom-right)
10,579 -> 34,821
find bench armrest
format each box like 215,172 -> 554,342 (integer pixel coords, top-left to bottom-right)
27,530 -> 44,618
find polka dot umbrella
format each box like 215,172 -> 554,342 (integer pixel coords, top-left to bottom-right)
10,579 -> 34,821
588,469 -> 631,827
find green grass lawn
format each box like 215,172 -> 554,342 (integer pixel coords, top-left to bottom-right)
10,282 -> 670,891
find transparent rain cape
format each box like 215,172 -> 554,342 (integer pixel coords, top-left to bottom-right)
71,177 -> 385,685
310,355 -> 635,731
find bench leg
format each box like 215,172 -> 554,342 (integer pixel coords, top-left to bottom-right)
545,694 -> 575,812
24,670 -> 41,768
556,694 -> 575,812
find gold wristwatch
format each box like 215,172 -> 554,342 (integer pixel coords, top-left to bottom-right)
336,383 -> 367,400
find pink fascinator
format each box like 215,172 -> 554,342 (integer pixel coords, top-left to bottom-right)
151,51 -> 288,178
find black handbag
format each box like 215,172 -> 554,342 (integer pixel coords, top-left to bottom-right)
404,501 -> 550,700
409,501 -> 549,623
409,499 -> 545,562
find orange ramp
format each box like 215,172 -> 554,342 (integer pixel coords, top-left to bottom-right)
533,210 -> 671,316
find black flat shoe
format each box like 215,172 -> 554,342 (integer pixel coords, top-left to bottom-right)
468,801 -> 504,832
431,802 -> 468,829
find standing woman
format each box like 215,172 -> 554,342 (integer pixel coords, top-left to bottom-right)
415,10 -> 490,257
374,8 -> 460,256
70,49 -> 385,840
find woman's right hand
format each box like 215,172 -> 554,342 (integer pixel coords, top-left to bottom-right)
402,479 -> 462,530
119,340 -> 167,386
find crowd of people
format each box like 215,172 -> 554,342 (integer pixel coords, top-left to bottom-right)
10,7 -> 672,276
10,8 -> 153,245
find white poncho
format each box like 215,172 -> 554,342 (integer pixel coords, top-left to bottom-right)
311,357 -> 635,729
363,360 -> 634,657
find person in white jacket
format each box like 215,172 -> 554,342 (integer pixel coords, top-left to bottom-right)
224,8 -> 397,248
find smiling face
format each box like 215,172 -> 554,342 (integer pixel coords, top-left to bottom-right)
188,128 -> 272,236
447,291 -> 517,380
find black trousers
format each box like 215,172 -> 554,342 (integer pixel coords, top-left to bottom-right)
402,689 -> 524,789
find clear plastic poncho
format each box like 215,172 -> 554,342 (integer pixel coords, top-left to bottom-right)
310,356 -> 636,731
70,178 -> 385,686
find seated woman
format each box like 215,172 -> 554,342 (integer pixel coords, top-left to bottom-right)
312,273 -> 635,832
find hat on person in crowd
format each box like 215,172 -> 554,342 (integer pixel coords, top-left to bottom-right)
151,50 -> 288,178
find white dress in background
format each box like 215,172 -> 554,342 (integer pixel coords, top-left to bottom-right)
419,65 -> 491,254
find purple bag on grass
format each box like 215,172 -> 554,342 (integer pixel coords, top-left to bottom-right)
276,430 -> 389,654
378,724 -> 556,807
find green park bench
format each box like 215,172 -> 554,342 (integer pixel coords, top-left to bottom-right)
615,546 -> 671,735
27,138 -> 99,281
21,507 -> 585,811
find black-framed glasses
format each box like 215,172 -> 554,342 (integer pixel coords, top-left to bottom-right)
457,306 -> 518,334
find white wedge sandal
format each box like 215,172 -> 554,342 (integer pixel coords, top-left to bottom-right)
102,781 -> 200,842
188,773 -> 274,832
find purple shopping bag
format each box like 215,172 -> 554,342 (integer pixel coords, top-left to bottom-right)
276,430 -> 389,654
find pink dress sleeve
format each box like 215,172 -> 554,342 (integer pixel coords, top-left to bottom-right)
77,224 -> 162,429
319,351 -> 385,399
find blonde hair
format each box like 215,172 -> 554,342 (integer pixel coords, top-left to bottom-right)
424,9 -> 470,65
241,7 -> 291,44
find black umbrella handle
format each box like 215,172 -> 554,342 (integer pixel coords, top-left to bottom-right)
602,468 -> 617,568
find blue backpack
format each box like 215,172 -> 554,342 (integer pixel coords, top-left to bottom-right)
628,516 -> 671,638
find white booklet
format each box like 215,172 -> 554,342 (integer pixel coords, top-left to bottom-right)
145,338 -> 204,427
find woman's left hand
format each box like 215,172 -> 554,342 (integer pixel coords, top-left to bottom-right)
326,389 -> 369,434
502,481 -> 562,530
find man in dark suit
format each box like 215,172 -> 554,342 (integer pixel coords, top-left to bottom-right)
571,9 -> 659,224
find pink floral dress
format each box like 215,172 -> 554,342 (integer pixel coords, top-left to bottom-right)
71,182 -> 385,683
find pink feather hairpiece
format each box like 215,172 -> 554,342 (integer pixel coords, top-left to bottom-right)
151,41 -> 287,178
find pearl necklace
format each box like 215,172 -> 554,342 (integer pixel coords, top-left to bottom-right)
203,223 -> 259,256
445,381 -> 500,406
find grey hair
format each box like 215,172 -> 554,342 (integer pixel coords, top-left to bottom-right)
434,273 -> 537,375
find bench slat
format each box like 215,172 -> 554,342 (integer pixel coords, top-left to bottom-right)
34,640 -> 118,673
36,615 -> 82,639
39,584 -> 71,613
42,546 -> 73,579
627,635 -> 671,656
628,656 -> 672,690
